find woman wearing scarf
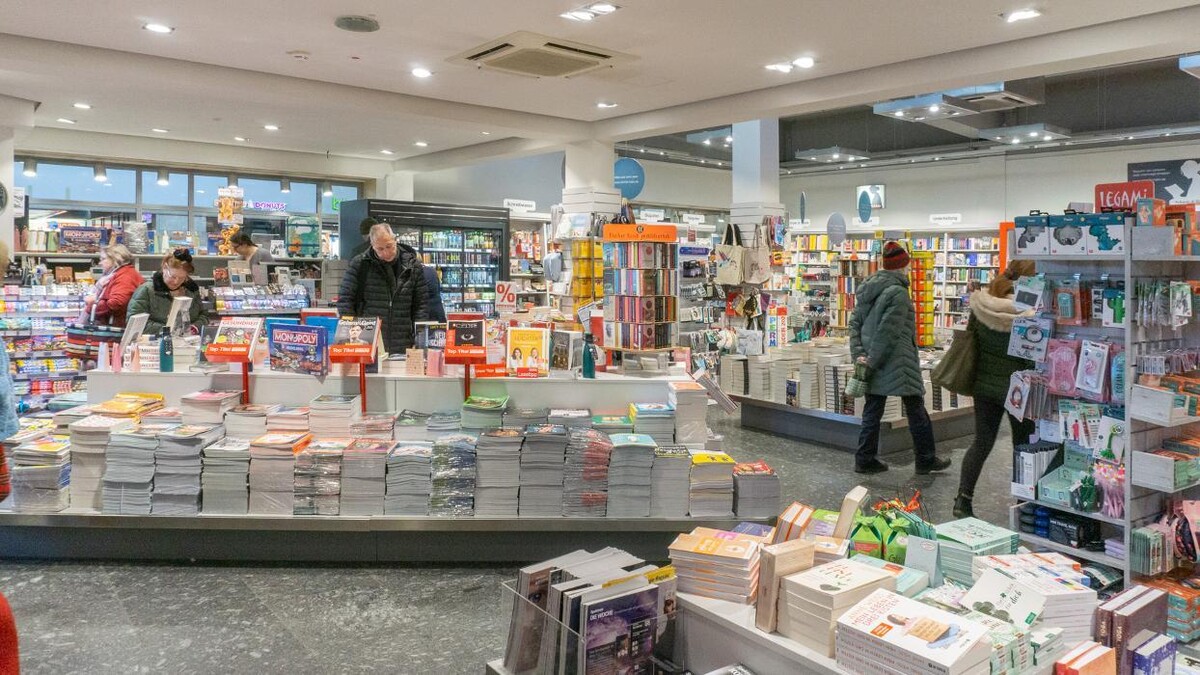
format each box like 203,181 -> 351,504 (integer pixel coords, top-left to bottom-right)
84,244 -> 143,327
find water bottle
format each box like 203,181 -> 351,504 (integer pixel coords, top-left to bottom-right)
582,333 -> 597,379
159,326 -> 174,373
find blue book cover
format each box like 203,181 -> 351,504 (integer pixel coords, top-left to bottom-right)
731,522 -> 774,538
1132,633 -> 1175,675
268,323 -> 327,376
581,585 -> 659,675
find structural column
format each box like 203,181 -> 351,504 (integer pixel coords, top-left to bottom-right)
730,118 -> 785,237
0,95 -> 37,252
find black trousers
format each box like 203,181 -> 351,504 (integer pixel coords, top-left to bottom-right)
856,394 -> 937,468
958,396 -> 1035,497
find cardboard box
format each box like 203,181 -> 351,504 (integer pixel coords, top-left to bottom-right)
1014,214 -> 1050,255
1136,197 -> 1166,226
1083,212 -> 1126,255
1048,214 -> 1087,255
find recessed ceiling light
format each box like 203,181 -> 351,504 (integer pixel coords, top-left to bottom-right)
234,136 -> 247,142
793,56 -> 815,69
562,10 -> 595,20
934,157 -> 941,161
588,2 -> 619,13
596,102 -> 619,108
1028,131 -> 1039,137
1011,138 -> 1021,144
1042,134 -> 1052,141
859,164 -> 866,168
1126,136 -> 1134,140
143,23 -> 175,34
659,151 -> 666,156
411,67 -> 432,78
831,153 -> 840,159
414,141 -> 428,147
263,124 -> 279,131
700,160 -> 706,164
1164,132 -> 1174,137
56,118 -> 76,125
765,63 -> 793,73
717,162 -> 723,167
1004,8 -> 1042,23
639,148 -> 645,153
702,139 -> 711,146
380,149 -> 395,155
893,111 -> 905,117
481,131 -> 491,135
725,136 -> 733,143
151,128 -> 169,133
723,143 -> 730,148
994,136 -> 1002,141
928,105 -> 940,113
73,102 -> 91,110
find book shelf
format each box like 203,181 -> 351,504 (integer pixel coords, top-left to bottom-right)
601,240 -> 679,350
1,283 -> 90,412
508,215 -> 550,308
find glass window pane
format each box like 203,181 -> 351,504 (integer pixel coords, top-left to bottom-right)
145,212 -> 189,254
140,171 -> 189,206
193,175 -> 228,208
240,178 -> 291,212
14,162 -> 135,203
22,207 -> 137,253
321,184 -> 360,215
282,181 -> 318,213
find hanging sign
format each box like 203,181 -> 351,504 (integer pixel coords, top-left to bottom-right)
827,213 -> 848,246
929,213 -> 963,226
613,157 -> 646,200
503,198 -> 537,215
1094,180 -> 1154,211
495,281 -> 518,312
682,213 -> 706,226
857,191 -> 874,224
602,223 -> 676,242
1128,159 -> 1200,204
638,208 -> 666,222
216,186 -> 245,226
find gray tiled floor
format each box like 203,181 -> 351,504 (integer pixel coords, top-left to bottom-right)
1,406 -> 1012,674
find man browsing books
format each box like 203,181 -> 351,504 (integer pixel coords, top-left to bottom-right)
336,223 -> 430,353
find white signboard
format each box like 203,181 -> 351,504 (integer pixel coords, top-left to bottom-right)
929,213 -> 963,226
503,198 -> 537,215
681,213 -> 705,225
638,208 -> 666,223
495,281 -> 518,312
12,187 -> 24,213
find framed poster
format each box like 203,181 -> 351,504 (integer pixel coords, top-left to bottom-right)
856,184 -> 886,209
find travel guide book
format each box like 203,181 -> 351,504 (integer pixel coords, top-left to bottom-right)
268,323 -> 327,376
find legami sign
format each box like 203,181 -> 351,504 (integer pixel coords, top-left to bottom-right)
602,223 -> 677,242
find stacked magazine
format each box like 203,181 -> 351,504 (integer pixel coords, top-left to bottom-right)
689,451 -> 737,518
426,410 -> 462,436
606,433 -> 657,518
562,428 -> 613,517
502,406 -> 548,428
430,433 -> 477,516
590,414 -> 634,435
223,404 -> 280,440
153,423 -> 223,515
341,439 -> 393,516
474,428 -> 523,517
249,431 -> 312,515
732,460 -> 782,519
10,436 -> 72,513
649,445 -> 692,517
547,408 -> 591,429
201,437 -> 251,514
668,381 -> 708,447
68,415 -> 133,510
309,395 -> 362,437
293,439 -> 346,515
384,441 -> 433,515
102,425 -> 166,514
350,414 -> 396,440
393,410 -> 430,441
936,518 -> 1021,585
519,424 -> 568,517
266,406 -> 310,433
180,389 -> 243,425
629,402 -> 676,446
461,395 -> 509,431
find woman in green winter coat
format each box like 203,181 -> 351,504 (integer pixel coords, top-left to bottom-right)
849,241 -> 951,476
127,249 -> 209,335
953,260 -> 1037,517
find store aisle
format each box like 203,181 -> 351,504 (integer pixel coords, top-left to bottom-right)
0,409 -> 1004,674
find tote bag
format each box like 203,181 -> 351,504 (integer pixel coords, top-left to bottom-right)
715,223 -> 745,285
931,315 -> 978,395
742,218 -> 773,285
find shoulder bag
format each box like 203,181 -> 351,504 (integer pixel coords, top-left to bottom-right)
931,314 -> 978,395
742,217 -> 773,285
714,223 -> 745,285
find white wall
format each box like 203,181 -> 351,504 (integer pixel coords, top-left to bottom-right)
414,152 -> 564,209
637,160 -> 731,209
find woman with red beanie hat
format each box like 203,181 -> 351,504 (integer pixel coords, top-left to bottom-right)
849,241 -> 952,475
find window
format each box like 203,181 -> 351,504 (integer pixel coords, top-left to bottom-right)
240,178 -> 290,212
193,175 -> 229,206
282,181 -> 318,214
15,161 -> 135,203
140,171 -> 190,206
321,184 -> 360,216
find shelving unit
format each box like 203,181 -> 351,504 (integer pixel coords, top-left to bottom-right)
508,215 -> 550,309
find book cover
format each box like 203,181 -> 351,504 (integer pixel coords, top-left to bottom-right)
507,327 -> 550,377
268,323 -> 327,376
609,433 -> 658,448
208,317 -> 263,360
836,589 -> 993,672
773,501 -> 815,544
755,538 -> 816,633
1131,633 -> 1175,675
580,586 -> 659,675
331,317 -> 381,361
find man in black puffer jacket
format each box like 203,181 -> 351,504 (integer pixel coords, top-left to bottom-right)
337,222 -> 430,354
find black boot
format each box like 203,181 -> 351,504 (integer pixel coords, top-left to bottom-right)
953,493 -> 974,519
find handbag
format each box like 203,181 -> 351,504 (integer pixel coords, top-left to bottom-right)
931,314 -> 978,395
715,223 -> 745,285
846,362 -> 871,398
742,218 -> 773,285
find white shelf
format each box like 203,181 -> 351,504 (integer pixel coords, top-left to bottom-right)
1017,532 -> 1126,569
1131,255 -> 1200,262
1011,254 -> 1123,262
1015,498 -> 1125,526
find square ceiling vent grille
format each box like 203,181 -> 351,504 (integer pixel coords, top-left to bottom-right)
449,31 -> 635,78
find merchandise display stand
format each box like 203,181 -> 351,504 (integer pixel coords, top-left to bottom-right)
203,345 -> 253,405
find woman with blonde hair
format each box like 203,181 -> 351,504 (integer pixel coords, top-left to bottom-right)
85,243 -> 143,327
954,259 -> 1037,518
127,248 -> 209,334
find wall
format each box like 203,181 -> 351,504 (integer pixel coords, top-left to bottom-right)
636,160 -> 731,210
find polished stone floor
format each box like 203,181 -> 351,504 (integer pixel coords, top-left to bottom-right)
1,406 -> 1009,674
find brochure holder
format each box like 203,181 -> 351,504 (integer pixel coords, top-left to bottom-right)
499,579 -> 682,675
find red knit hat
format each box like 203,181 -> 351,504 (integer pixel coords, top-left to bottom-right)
882,240 -> 910,270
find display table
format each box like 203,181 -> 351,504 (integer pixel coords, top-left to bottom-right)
731,394 -> 974,454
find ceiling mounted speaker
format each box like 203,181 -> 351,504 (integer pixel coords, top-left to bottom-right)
334,15 -> 380,33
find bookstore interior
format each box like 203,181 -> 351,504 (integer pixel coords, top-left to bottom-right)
5,4 -> 1200,674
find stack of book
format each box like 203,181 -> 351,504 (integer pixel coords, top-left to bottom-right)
293,439 -> 346,515
747,358 -> 771,400
223,404 -> 280,440
851,556 -> 930,598
591,414 -> 634,435
341,439 -> 392,516
102,426 -> 162,514
547,408 -> 591,429
936,517 -> 1020,585
786,364 -> 821,408
249,431 -> 312,515
384,441 -> 433,515
502,407 -> 548,428
960,609 -> 1034,675
350,414 -> 395,440
10,436 -> 71,513
267,406 -> 310,432
180,389 -> 243,425
629,402 -> 676,446
668,527 -> 761,603
993,567 -> 1100,646
519,424 -> 568,517
201,437 -> 251,514
308,395 -> 362,437
562,428 -> 612,517
461,395 -> 509,432
427,410 -> 462,436
835,589 -> 993,674
393,410 -> 430,441
91,392 -> 165,420
430,433 -> 476,516
732,460 -> 781,518
1052,641 -> 1116,674
689,451 -> 736,518
68,415 -> 133,510
474,428 -> 523,516
607,433 -> 656,517
649,445 -> 691,517
153,423 -> 222,515
142,407 -> 183,425
778,559 -> 896,656
52,403 -> 96,432
668,381 -> 708,447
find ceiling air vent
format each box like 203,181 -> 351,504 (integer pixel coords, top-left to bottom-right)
449,31 -> 635,78
943,80 -> 1044,113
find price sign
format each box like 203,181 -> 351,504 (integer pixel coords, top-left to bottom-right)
495,281 -> 518,312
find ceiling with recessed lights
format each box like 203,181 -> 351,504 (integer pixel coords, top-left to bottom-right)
0,0 -> 1197,167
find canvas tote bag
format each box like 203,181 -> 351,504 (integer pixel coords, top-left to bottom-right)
715,223 -> 745,285
741,218 -> 773,285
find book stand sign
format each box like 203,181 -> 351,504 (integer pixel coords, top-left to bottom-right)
329,317 -> 381,414
204,317 -> 264,405
445,318 -> 487,398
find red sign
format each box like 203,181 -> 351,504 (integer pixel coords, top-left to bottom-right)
472,363 -> 507,378
444,320 -> 487,364
602,223 -> 678,242
205,343 -> 253,362
1095,181 -> 1154,211
329,343 -> 374,361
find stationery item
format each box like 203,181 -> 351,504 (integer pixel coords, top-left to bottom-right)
1076,340 -> 1111,399
1008,315 -> 1053,362
1014,275 -> 1048,312
1046,339 -> 1082,397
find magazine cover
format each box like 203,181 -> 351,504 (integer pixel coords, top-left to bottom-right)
268,323 -> 327,376
507,327 -> 550,377
207,317 -> 263,360
58,225 -> 105,253
446,318 -> 486,362
580,585 -> 659,675
330,317 -> 380,361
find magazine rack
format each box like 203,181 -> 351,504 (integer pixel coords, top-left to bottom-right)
203,345 -> 253,404
498,578 -> 682,675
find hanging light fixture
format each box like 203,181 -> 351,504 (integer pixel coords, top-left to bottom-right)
93,163 -> 107,182
321,182 -> 333,197
156,169 -> 170,186
21,159 -> 37,178
280,178 -> 291,194
227,174 -> 239,188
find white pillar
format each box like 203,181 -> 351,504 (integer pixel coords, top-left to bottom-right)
562,140 -> 619,216
730,118 -> 785,236
0,95 -> 37,252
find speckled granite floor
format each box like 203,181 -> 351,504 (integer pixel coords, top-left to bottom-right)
1,407 -> 1010,674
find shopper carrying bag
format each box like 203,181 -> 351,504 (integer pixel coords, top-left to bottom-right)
848,241 -> 951,476
714,223 -> 745,285
930,316 -> 977,395
954,260 -> 1037,517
